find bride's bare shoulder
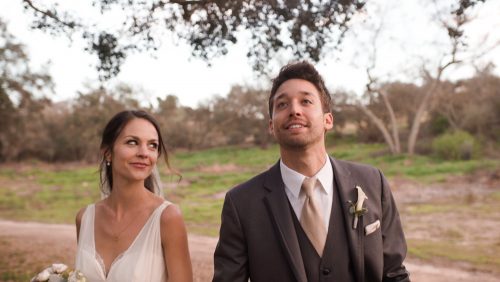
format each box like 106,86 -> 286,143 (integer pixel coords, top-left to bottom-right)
160,204 -> 185,233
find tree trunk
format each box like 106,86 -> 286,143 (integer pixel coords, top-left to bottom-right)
379,89 -> 401,153
407,55 -> 459,155
407,79 -> 440,155
358,104 -> 397,154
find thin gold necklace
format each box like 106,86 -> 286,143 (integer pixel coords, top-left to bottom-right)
110,206 -> 150,241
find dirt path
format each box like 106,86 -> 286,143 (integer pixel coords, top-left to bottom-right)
0,220 -> 498,282
0,220 -> 215,281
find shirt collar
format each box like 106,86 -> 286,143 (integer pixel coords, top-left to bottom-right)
280,154 -> 333,199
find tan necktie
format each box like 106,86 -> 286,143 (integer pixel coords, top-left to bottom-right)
300,177 -> 327,256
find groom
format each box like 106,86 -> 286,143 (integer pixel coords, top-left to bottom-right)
213,61 -> 410,282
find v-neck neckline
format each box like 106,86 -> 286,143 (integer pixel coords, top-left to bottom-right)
92,202 -> 165,278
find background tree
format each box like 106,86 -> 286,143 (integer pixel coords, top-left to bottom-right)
342,0 -> 496,155
155,94 -> 207,150
63,86 -> 142,161
186,102 -> 227,149
22,0 -> 365,80
210,86 -> 271,148
406,0 -> 496,154
0,19 -> 53,161
432,65 -> 500,142
355,82 -> 422,151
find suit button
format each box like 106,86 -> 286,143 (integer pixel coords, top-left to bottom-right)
322,268 -> 331,275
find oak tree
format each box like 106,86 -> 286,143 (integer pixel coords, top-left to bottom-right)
22,0 -> 365,80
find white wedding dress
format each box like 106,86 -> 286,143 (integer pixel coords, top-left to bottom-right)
75,201 -> 170,282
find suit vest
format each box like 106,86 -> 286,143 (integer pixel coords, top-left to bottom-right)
290,177 -> 355,282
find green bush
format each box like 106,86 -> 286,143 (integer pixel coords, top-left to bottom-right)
429,114 -> 451,135
432,130 -> 480,160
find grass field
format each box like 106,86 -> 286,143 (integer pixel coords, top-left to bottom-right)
1,143 -> 496,231
1,141 -> 499,277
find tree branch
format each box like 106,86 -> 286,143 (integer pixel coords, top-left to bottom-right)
357,103 -> 397,154
22,0 -> 78,29
169,0 -> 210,8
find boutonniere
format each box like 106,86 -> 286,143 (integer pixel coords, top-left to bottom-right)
347,185 -> 368,229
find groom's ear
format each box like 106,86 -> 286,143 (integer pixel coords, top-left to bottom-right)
324,112 -> 333,131
268,119 -> 275,135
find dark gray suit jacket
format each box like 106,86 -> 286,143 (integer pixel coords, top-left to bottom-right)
213,157 -> 410,282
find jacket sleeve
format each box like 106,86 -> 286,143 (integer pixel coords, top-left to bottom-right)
213,192 -> 249,282
379,170 -> 411,282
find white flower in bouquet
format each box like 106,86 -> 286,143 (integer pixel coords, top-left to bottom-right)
33,268 -> 51,281
51,263 -> 68,273
67,269 -> 87,282
31,263 -> 86,282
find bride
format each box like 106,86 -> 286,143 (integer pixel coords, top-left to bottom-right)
75,110 -> 193,281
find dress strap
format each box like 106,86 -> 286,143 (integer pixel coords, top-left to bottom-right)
77,204 -> 95,249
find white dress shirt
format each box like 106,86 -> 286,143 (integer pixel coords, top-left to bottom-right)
281,154 -> 334,231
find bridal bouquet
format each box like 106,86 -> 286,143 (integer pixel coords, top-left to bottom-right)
30,263 -> 86,282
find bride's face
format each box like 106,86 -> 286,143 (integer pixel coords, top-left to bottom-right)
108,118 -> 159,185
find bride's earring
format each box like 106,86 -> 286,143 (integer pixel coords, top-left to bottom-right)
106,161 -> 111,166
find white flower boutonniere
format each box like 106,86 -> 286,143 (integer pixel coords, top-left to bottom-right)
348,185 -> 368,229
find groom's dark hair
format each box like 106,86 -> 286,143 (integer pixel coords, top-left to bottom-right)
269,61 -> 332,118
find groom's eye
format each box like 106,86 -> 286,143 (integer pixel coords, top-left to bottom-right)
276,102 -> 287,109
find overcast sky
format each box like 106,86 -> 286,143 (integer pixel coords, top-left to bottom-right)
1,0 -> 499,107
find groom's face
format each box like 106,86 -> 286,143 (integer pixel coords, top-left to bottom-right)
269,78 -> 333,150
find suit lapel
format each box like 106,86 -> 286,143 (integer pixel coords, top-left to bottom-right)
263,162 -> 307,282
330,157 -> 364,282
